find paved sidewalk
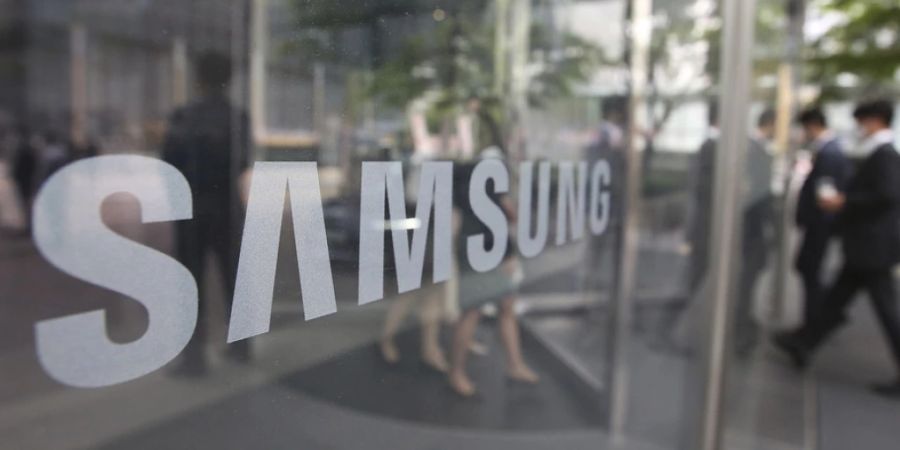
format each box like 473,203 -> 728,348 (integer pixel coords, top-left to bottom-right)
813,295 -> 900,450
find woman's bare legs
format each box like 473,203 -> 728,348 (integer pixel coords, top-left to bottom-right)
449,309 -> 482,397
379,291 -> 415,364
380,287 -> 448,369
419,287 -> 449,372
499,297 -> 539,383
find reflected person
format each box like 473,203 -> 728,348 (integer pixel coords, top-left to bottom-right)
11,125 -> 37,229
379,287 -> 449,372
163,51 -> 252,375
733,110 -> 775,356
688,105 -> 720,297
583,97 -> 627,291
662,107 -> 773,355
448,149 -> 539,398
650,104 -> 718,351
379,158 -> 449,373
793,108 -> 849,330
775,100 -> 900,398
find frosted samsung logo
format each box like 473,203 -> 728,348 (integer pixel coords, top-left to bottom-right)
31,155 -> 613,388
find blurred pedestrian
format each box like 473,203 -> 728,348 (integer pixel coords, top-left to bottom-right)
36,130 -> 70,185
649,103 -> 718,352
164,51 -> 252,376
11,126 -> 37,221
733,109 -> 775,356
793,108 -> 850,329
448,149 -> 539,397
775,99 -> 900,398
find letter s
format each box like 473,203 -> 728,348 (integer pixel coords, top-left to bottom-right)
467,159 -> 509,272
32,155 -> 197,388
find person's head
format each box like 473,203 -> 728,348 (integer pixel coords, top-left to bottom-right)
757,109 -> 776,141
796,107 -> 828,143
195,51 -> 233,95
853,99 -> 894,138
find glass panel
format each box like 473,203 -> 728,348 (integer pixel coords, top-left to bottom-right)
720,1 -> 810,449
624,0 -> 723,448
0,1 -> 650,449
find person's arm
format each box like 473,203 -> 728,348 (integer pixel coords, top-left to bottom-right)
817,146 -> 850,191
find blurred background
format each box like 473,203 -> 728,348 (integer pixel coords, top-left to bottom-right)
0,1 -> 898,449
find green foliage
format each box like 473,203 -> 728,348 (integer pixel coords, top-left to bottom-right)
284,0 -> 603,124
527,25 -> 604,107
369,9 -> 496,111
289,0 -> 428,27
807,0 -> 900,99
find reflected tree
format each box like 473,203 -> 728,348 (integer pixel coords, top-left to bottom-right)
806,0 -> 900,100
284,0 -> 603,154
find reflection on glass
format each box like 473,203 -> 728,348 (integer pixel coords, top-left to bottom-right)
0,1 -> 634,449
163,51 -> 253,376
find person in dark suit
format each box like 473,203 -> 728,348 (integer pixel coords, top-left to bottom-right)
646,103 -> 721,352
793,108 -> 850,328
646,104 -> 718,352
163,51 -> 253,375
687,105 -> 719,296
775,100 -> 900,398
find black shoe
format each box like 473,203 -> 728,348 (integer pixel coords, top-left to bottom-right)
870,380 -> 900,399
773,332 -> 809,371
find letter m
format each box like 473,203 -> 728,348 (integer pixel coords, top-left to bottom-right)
358,162 -> 453,305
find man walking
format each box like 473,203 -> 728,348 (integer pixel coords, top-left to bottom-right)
793,108 -> 850,328
775,100 -> 900,398
164,51 -> 252,375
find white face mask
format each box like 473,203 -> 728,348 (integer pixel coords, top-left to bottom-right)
855,129 -> 895,157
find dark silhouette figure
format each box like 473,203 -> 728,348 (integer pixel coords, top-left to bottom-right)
659,107 -> 773,356
733,110 -> 775,356
776,100 -> 900,399
163,51 -> 252,375
793,108 -> 850,328
448,153 -> 539,397
11,126 -> 37,224
687,105 -> 720,296
649,104 -> 718,352
36,130 -> 70,185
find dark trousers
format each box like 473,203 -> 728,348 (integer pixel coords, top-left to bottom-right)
800,268 -> 824,328
795,227 -> 831,328
802,266 -> 900,373
176,205 -> 248,365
